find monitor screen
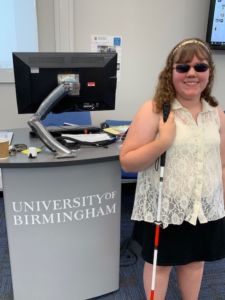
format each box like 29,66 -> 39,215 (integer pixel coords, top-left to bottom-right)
12,52 -> 117,114
206,0 -> 225,50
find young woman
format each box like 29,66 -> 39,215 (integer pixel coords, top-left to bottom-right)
120,38 -> 225,300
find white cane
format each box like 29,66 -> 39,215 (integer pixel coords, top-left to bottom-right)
150,103 -> 170,300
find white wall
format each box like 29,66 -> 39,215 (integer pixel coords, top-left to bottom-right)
0,0 -> 225,130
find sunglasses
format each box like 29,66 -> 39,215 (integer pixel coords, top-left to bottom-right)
9,144 -> 27,156
174,63 -> 209,73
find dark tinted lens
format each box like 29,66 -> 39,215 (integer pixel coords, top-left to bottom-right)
175,63 -> 209,73
194,63 -> 209,72
175,64 -> 190,73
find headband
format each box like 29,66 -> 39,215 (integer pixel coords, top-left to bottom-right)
172,39 -> 210,55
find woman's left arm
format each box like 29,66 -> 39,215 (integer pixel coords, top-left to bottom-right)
218,108 -> 225,204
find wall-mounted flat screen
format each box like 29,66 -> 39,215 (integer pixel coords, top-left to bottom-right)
206,0 -> 225,50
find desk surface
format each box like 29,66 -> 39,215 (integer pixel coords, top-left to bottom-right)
0,128 -> 120,168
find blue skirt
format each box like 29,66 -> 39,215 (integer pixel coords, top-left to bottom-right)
140,217 -> 225,266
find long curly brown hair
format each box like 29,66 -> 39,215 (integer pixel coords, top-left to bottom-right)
153,38 -> 217,113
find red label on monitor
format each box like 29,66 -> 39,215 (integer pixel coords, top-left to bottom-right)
87,82 -> 96,87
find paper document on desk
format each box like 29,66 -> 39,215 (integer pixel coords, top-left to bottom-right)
62,133 -> 113,143
0,131 -> 13,145
103,125 -> 129,136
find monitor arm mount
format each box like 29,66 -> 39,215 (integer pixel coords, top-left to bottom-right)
28,83 -> 76,159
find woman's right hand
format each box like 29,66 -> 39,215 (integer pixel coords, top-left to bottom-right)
158,111 -> 176,149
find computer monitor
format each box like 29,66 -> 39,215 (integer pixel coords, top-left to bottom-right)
12,52 -> 117,158
12,52 -> 117,114
206,0 -> 225,50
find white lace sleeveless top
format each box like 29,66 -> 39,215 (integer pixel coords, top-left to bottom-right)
132,99 -> 225,228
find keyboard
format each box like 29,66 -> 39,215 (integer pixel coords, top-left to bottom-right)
46,125 -> 102,135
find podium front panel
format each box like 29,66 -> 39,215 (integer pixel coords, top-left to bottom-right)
2,160 -> 121,300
